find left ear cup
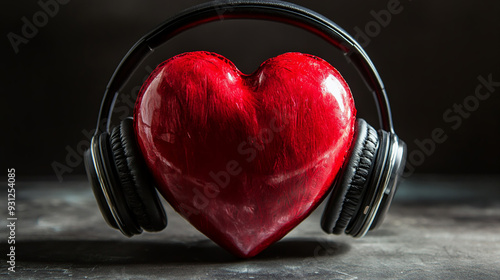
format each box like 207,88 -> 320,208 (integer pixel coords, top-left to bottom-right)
96,131 -> 143,236
109,117 -> 167,233
321,119 -> 379,234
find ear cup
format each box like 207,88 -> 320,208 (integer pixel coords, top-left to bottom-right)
321,119 -> 379,234
109,117 -> 167,232
98,132 -> 142,236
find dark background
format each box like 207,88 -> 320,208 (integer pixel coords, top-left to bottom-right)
2,0 -> 500,181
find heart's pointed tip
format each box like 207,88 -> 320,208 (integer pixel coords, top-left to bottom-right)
216,230 -> 290,258
226,244 -> 266,259
207,231 -> 272,258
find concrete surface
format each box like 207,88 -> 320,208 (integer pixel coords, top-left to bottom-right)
1,175 -> 499,279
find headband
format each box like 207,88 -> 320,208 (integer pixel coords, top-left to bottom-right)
95,0 -> 394,134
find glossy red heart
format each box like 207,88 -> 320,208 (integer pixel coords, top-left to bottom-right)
134,51 -> 356,257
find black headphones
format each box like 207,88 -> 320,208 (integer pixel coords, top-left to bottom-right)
84,0 -> 407,240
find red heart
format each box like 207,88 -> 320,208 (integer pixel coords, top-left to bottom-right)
134,51 -> 356,257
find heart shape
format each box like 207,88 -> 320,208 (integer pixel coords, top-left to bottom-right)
134,51 -> 356,257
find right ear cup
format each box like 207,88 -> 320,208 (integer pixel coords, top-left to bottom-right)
321,119 -> 379,235
109,117 -> 167,233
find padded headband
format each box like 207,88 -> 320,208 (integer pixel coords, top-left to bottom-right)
95,0 -> 394,134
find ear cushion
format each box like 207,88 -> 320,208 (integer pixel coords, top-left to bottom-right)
98,132 -> 142,236
321,119 -> 378,234
110,118 -> 167,232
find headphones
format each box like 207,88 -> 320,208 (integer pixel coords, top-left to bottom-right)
84,0 -> 407,240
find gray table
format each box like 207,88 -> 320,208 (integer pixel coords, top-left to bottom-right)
1,175 -> 499,279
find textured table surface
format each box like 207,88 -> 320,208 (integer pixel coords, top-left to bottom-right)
1,175 -> 499,279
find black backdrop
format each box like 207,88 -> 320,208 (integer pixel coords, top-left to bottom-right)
2,0 -> 500,181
